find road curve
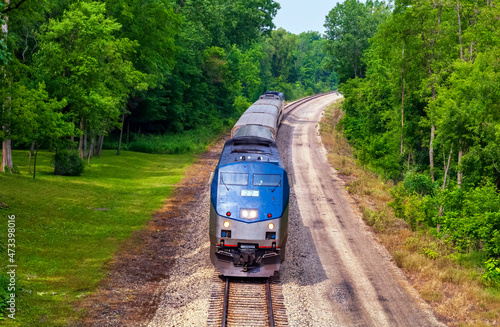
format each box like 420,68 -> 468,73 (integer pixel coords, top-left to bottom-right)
277,94 -> 443,326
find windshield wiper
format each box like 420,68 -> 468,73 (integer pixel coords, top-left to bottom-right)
271,181 -> 281,193
220,175 -> 230,191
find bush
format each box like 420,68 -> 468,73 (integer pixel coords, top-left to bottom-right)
53,150 -> 85,176
482,258 -> 500,287
403,171 -> 435,196
389,183 -> 438,230
440,183 -> 500,256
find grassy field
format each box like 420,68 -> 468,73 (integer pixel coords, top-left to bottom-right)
0,149 -> 195,326
320,100 -> 500,326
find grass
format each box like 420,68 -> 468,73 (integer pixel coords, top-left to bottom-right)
0,149 -> 195,326
104,124 -> 234,155
320,100 -> 500,327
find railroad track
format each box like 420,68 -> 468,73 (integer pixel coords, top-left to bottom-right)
284,90 -> 338,115
207,272 -> 288,327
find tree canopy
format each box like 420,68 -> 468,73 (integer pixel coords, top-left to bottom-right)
1,0 -> 337,172
332,0 -> 500,277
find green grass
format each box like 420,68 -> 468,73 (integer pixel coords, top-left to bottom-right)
104,124 -> 233,155
0,149 -> 195,326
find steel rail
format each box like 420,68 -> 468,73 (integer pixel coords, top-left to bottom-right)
266,279 -> 275,327
222,278 -> 230,327
283,91 -> 337,120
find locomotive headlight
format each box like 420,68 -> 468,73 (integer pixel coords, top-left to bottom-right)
268,223 -> 275,230
223,221 -> 230,228
240,209 -> 258,219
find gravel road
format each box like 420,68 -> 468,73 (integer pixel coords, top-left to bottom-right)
276,94 -> 444,326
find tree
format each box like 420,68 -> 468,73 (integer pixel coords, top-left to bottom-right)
35,1 -> 146,158
2,82 -> 72,178
324,0 -> 389,83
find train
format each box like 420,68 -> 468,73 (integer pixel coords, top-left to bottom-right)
209,91 -> 290,277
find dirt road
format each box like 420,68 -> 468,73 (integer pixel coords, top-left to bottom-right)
277,94 -> 443,326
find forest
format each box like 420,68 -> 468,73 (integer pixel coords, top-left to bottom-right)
0,0 -> 336,174
2,0 -> 499,323
325,0 -> 500,285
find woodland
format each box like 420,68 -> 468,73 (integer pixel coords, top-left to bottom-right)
325,0 -> 500,285
1,0 -> 499,323
0,0 -> 336,174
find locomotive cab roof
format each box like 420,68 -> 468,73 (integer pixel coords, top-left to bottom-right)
219,136 -> 281,166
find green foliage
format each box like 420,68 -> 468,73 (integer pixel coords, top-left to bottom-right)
0,82 -> 72,146
53,150 -> 85,176
482,259 -> 500,287
439,184 -> 500,257
390,173 -> 439,230
337,0 -> 500,272
35,1 -> 146,139
403,171 -> 435,197
422,248 -> 438,260
0,3 -> 9,66
324,0 -> 390,82
105,0 -> 180,88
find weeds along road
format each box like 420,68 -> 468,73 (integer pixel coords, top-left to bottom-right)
277,93 -> 443,326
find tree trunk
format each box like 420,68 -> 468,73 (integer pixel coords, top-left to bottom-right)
88,136 -> 95,165
83,131 -> 88,158
457,148 -> 463,187
1,7 -> 13,174
28,141 -> 35,174
442,147 -> 453,191
426,6 -> 442,182
1,138 -> 13,173
96,135 -> 104,156
33,142 -> 39,179
400,44 -> 405,155
438,147 -> 453,217
456,0 -> 463,60
430,124 -> 435,181
429,83 -> 436,182
78,119 -> 84,158
117,114 -> 125,155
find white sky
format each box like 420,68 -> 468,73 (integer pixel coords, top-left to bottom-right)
273,0 -> 342,35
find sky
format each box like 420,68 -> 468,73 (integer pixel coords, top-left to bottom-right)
273,0 -> 341,36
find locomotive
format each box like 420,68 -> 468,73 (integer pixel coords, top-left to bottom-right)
209,91 -> 290,277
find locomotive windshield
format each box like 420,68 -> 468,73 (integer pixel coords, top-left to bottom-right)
253,174 -> 281,187
221,173 -> 249,185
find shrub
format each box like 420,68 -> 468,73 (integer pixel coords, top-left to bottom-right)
53,150 -> 85,176
482,258 -> 500,287
390,186 -> 437,230
440,183 -> 500,256
403,171 -> 435,196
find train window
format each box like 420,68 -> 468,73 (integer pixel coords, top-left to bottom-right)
220,173 -> 249,186
253,174 -> 281,187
